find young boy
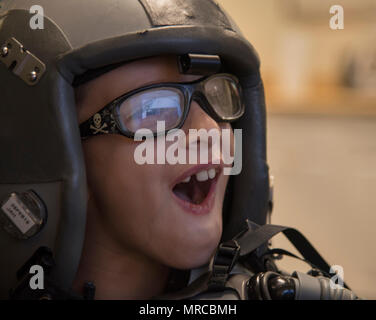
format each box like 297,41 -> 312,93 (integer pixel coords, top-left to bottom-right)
0,0 -> 359,300
73,55 -> 233,299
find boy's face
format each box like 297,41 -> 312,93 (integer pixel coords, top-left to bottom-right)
75,55 -> 231,269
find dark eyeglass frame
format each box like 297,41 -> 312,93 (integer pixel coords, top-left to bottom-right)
79,73 -> 244,139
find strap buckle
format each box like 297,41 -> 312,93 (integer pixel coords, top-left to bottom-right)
208,240 -> 240,290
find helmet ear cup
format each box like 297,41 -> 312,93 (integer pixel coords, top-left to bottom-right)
0,9 -> 85,299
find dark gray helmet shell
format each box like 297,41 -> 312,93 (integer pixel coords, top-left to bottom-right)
0,0 -> 269,298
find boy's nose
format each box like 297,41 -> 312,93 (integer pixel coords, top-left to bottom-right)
180,100 -> 223,163
182,100 -> 221,134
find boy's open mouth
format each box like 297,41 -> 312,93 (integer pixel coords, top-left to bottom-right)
172,167 -> 220,205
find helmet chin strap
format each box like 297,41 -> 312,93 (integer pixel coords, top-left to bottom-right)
155,219 -> 358,300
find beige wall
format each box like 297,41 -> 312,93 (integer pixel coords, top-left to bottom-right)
218,0 -> 376,299
218,0 -> 376,114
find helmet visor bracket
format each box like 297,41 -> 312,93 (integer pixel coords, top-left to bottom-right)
178,53 -> 222,76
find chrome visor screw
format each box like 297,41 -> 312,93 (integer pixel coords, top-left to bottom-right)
29,70 -> 38,82
1,46 -> 9,57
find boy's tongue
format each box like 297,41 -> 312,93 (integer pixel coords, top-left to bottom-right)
173,176 -> 212,205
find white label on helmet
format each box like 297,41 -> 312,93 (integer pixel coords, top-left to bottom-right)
1,195 -> 36,234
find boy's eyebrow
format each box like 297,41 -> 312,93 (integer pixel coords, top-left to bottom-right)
73,61 -> 127,87
134,75 -> 203,87
111,75 -> 204,98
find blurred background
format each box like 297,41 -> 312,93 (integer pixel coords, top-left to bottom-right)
218,0 -> 376,298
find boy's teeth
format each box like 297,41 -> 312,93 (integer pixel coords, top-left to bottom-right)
182,176 -> 191,183
180,168 -> 218,183
196,170 -> 209,182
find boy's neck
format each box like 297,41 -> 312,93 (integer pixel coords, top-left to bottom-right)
72,221 -> 170,300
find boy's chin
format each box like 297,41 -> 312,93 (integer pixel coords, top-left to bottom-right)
164,239 -> 220,270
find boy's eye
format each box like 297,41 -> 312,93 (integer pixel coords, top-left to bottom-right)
141,96 -> 182,119
117,88 -> 185,133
